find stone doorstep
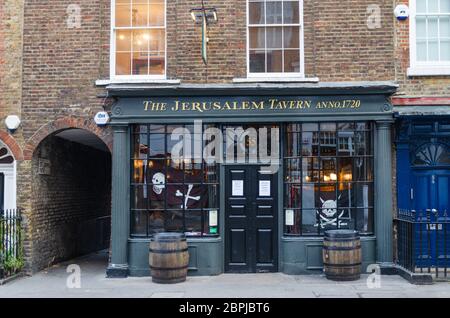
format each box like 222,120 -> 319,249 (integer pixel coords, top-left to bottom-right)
381,264 -> 434,285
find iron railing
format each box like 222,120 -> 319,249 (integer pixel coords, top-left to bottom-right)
395,209 -> 449,280
0,209 -> 23,279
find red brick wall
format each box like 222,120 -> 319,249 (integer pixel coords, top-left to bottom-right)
394,0 -> 450,98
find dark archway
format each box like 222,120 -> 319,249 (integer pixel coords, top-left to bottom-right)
30,128 -> 111,272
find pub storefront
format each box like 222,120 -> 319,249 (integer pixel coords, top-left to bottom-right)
105,83 -> 397,277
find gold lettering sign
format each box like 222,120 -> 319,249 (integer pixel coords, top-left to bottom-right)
143,99 -> 362,112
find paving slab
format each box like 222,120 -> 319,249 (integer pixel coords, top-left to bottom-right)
0,251 -> 448,298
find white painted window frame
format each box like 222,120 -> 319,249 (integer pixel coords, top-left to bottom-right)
246,0 -> 305,78
0,143 -> 16,211
408,0 -> 450,76
110,0 -> 167,80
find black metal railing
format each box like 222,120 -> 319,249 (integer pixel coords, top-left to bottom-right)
395,209 -> 449,280
0,209 -> 23,279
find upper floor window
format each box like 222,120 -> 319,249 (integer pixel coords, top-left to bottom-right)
112,0 -> 166,78
409,0 -> 450,76
247,0 -> 304,77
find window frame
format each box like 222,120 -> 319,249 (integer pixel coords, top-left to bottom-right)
110,0 -> 167,80
408,0 -> 450,76
246,0 -> 305,78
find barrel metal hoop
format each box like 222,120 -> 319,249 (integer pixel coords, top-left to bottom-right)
323,237 -> 360,242
150,265 -> 189,271
323,246 -> 361,251
149,248 -> 189,254
323,262 -> 362,267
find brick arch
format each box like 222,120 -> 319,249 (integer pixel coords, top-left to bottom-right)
23,116 -> 113,160
0,130 -> 24,161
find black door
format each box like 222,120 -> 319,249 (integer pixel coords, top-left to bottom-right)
225,165 -> 278,273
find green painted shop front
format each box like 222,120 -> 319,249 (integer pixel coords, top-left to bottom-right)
105,83 -> 397,277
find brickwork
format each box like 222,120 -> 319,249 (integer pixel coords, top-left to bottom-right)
394,0 -> 450,98
30,136 -> 111,272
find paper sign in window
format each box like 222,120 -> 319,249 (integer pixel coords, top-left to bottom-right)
232,180 -> 244,196
259,180 -> 271,197
209,210 -> 218,227
285,209 -> 295,226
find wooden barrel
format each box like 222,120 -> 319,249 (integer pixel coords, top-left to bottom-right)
149,233 -> 189,284
322,230 -> 361,281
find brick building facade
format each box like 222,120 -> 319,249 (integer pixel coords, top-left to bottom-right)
2,0 -> 446,277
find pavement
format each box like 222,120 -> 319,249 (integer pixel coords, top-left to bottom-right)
0,251 -> 449,298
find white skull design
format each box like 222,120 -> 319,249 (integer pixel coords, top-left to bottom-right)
320,198 -> 337,218
152,172 -> 165,195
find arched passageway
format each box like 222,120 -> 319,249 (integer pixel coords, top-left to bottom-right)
30,128 -> 111,271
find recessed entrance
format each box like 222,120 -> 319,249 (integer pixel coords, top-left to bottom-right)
225,165 -> 278,273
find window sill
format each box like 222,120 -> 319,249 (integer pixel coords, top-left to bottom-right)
233,77 -> 320,83
407,66 -> 450,77
95,78 -> 181,86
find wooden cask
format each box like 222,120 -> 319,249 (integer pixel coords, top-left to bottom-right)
323,230 -> 362,281
149,233 -> 189,284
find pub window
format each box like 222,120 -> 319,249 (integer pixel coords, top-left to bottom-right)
112,0 -> 166,78
284,122 -> 375,236
248,0 -> 304,76
409,0 -> 450,75
131,124 -> 220,238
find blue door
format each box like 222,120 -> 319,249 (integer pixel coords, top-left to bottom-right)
412,169 -> 450,267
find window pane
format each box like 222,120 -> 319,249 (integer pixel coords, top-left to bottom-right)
150,53 -> 165,75
417,40 -> 427,61
428,17 -> 439,38
283,1 -> 299,24
302,158 -> 319,183
165,210 -> 184,232
132,185 -> 148,209
441,40 -> 450,60
149,210 -> 165,235
149,0 -> 165,26
355,183 -> 374,208
132,160 -> 146,183
132,0 -> 149,27
356,208 -> 374,234
302,209 -> 317,234
441,17 -> 450,37
441,0 -> 450,13
302,184 -> 316,208
266,1 -> 282,24
150,133 -> 165,156
320,132 -> 337,156
116,52 -> 131,75
320,158 -> 337,182
116,30 -> 131,51
286,183 -> 301,208
132,52 -> 149,75
285,132 -> 301,156
301,131 -> 319,156
416,17 -> 427,38
429,40 -> 439,60
417,0 -> 427,13
429,0 -> 439,13
131,210 -> 147,236
249,1 -> 265,24
149,29 -> 165,51
250,50 -> 266,72
284,50 -> 300,72
267,27 -> 282,48
267,50 -> 282,72
185,210 -> 202,236
285,209 -> 301,235
132,30 -> 149,52
284,26 -> 299,48
132,133 -> 148,159
116,1 -> 131,27
249,27 -> 265,49
285,158 -> 301,182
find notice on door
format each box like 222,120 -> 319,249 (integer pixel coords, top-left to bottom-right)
285,209 -> 294,226
232,180 -> 244,196
259,180 -> 271,197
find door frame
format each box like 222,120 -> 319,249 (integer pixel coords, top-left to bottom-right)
223,163 -> 280,273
